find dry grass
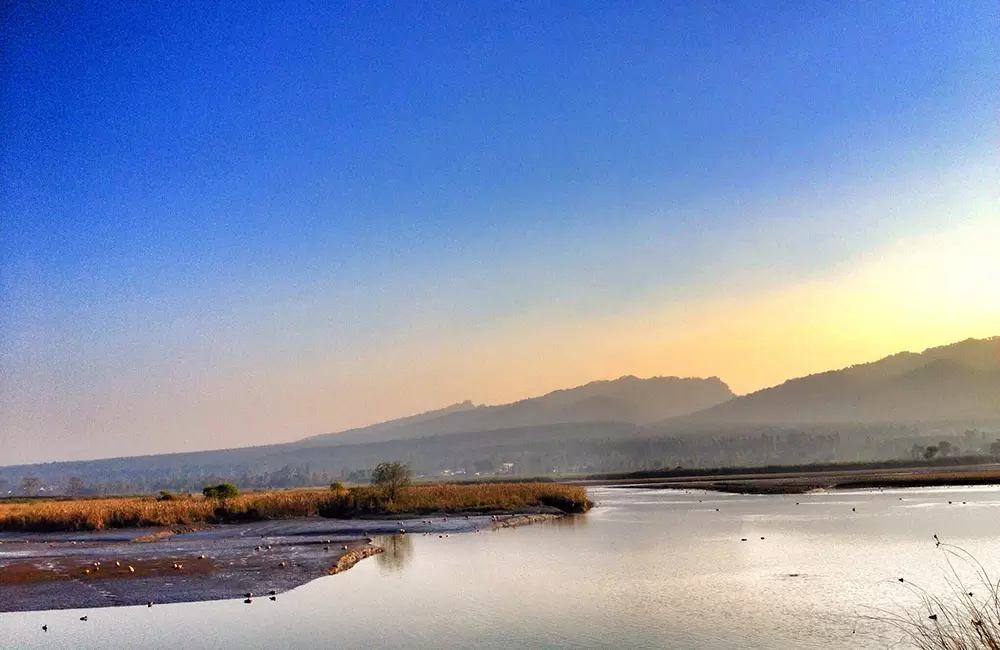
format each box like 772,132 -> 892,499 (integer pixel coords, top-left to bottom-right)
868,546 -> 1000,649
0,483 -> 591,532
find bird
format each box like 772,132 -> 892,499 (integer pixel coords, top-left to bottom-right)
269,596 -> 276,601
115,561 -> 121,567
898,578 -> 905,583
928,614 -> 938,621
269,590 -> 276,595
199,554 -> 206,559
760,537 -> 765,540
129,566 -> 135,573
80,616 -> 88,622
934,534 -> 941,547
244,592 -> 253,598
244,598 -> 252,604
852,507 -> 856,512
147,601 -> 153,608
42,625 -> 47,632
741,538 -> 747,542
279,561 -> 287,567
341,545 -> 348,551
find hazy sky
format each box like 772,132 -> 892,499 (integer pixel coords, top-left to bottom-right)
2,2 -> 998,464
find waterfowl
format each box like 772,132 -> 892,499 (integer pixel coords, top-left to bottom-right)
42,625 -> 47,632
898,578 -> 905,583
80,616 -> 88,622
928,614 -> 938,621
147,601 -> 153,607
129,566 -> 135,573
269,596 -> 276,601
244,598 -> 252,604
279,561 -> 287,567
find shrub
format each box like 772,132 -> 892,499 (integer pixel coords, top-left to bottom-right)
157,490 -> 177,501
330,482 -> 346,491
202,483 -> 240,499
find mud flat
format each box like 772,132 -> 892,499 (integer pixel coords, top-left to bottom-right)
0,512 -> 562,613
611,466 -> 1000,495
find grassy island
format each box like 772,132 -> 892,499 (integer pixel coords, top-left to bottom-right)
0,482 -> 591,533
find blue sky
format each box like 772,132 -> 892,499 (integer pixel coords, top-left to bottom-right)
2,1 -> 998,463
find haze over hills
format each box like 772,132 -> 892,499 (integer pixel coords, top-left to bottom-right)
685,337 -> 1000,425
297,376 -> 735,447
1,336 -> 998,494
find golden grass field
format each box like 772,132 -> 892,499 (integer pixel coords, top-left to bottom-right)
0,483 -> 591,532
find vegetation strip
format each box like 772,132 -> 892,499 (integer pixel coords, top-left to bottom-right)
0,483 -> 591,533
329,546 -> 384,575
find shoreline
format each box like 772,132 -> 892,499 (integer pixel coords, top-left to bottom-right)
606,466 -> 1000,495
0,511 -> 569,614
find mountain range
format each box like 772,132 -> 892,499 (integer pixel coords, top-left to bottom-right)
686,337 -> 1000,425
295,336 -> 999,446
296,375 -> 735,447
1,336 -> 997,489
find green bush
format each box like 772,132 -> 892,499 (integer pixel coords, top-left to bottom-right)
202,483 -> 240,499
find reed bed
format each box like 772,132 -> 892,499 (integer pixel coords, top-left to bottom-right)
868,546 -> 1000,649
0,483 -> 590,532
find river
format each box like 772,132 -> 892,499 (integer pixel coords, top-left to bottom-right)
5,485 -> 1000,649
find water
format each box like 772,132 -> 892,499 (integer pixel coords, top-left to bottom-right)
6,485 -> 1000,649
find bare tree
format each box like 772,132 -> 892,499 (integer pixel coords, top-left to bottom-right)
67,477 -> 85,496
20,477 -> 42,497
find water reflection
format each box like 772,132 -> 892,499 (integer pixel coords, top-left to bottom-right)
9,487 -> 1000,649
373,534 -> 414,574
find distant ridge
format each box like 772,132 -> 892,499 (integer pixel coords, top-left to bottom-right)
294,375 -> 735,447
683,337 -> 1000,425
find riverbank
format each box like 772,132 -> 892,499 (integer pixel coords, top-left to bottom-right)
0,483 -> 590,533
0,510 -> 570,613
600,465 -> 1000,494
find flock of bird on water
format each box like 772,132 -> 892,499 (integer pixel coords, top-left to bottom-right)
28,492 -> 971,635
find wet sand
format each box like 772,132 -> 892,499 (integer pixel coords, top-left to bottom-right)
0,512 -> 559,613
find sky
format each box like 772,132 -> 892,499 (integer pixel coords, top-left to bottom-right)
1,1 -> 998,465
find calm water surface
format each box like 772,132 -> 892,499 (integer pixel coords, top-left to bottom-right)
6,485 -> 1000,649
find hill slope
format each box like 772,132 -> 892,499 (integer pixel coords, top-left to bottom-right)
296,375 -> 735,446
685,337 -> 1000,424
